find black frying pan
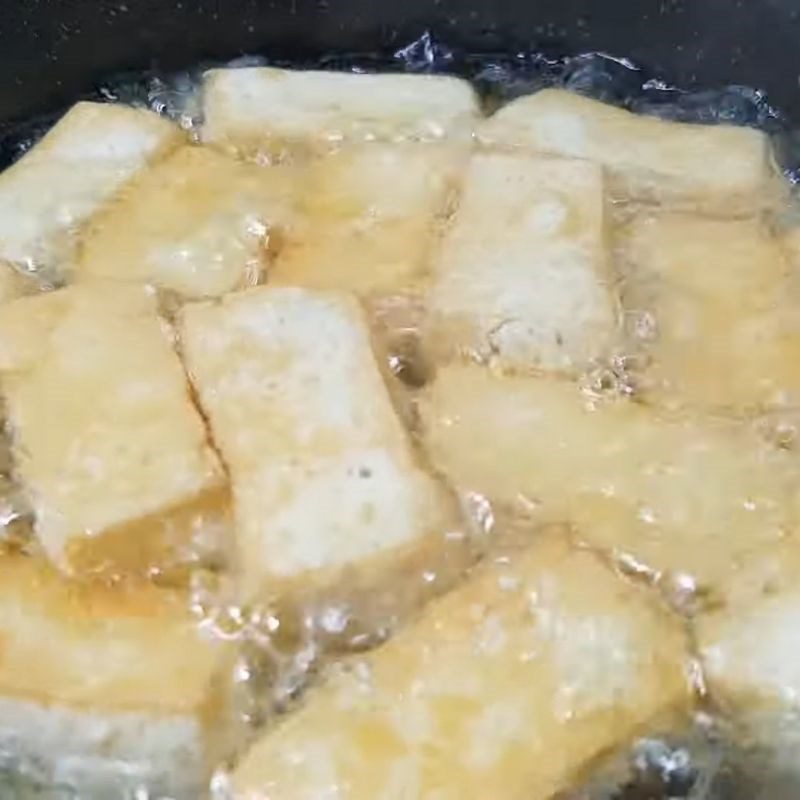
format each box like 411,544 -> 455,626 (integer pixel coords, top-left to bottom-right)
1,0 -> 800,126
2,0 -> 800,182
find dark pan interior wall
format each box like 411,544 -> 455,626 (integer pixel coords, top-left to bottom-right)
1,0 -> 799,123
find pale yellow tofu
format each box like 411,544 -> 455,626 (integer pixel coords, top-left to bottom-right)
420,365 -> 800,593
230,536 -> 690,800
75,145 -> 298,299
180,287 -> 463,617
202,67 -> 480,157
0,102 -> 182,273
270,143 -> 465,296
479,88 -> 771,214
426,152 -> 617,374
697,542 -> 800,713
619,214 -> 800,415
0,552 -> 232,799
0,284 -> 226,577
696,542 -> 800,765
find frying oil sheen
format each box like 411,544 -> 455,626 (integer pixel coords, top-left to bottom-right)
0,35 -> 799,799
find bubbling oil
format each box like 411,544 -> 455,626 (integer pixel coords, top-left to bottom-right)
1,32 -> 799,799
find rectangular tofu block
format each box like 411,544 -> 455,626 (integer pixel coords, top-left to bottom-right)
420,365 -> 800,594
180,287 -> 464,619
0,553 -> 231,799
75,145 -> 298,299
270,143 -> 465,296
619,214 -> 800,415
479,88 -> 772,215
202,67 -> 480,157
0,284 -> 226,577
426,152 -> 617,374
697,541 -> 800,765
230,537 -> 690,800
698,542 -> 800,713
0,102 -> 182,274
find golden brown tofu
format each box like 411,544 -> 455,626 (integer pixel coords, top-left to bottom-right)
0,284 -> 226,578
426,152 -> 617,375
180,287 -> 464,626
0,102 -> 182,274
479,88 -> 772,214
420,365 -> 800,594
229,537 -> 690,800
76,146 -> 297,299
202,67 -> 480,158
619,214 -> 800,415
697,542 -> 800,762
270,143 -> 465,297
698,542 -> 800,707
0,553 -> 231,799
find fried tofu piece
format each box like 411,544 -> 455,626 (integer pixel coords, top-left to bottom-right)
270,143 -> 465,297
698,542 -> 800,711
75,146 -> 297,299
230,537 -> 690,800
0,553 -> 232,799
697,542 -> 800,762
426,152 -> 616,374
479,89 -> 771,215
420,365 -> 800,592
0,284 -> 226,577
202,67 -> 480,157
0,102 -> 182,274
180,287 -> 464,624
619,214 -> 800,415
